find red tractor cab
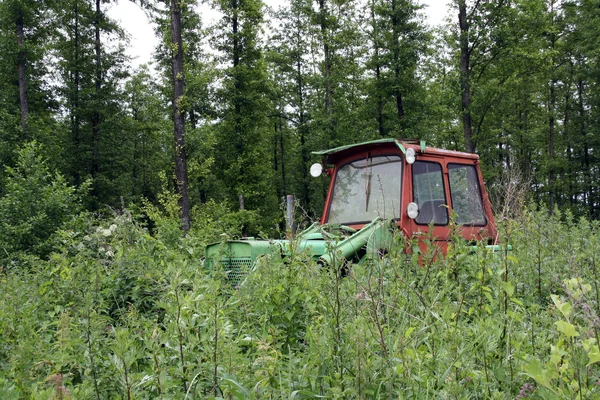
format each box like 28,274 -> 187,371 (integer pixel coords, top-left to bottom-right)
312,139 -> 498,254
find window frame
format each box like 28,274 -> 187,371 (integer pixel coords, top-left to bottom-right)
411,160 -> 449,226
447,162 -> 487,227
326,153 -> 403,225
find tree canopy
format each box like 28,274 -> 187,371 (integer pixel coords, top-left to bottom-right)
0,0 -> 598,239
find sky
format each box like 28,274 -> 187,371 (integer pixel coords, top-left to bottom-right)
107,0 -> 451,69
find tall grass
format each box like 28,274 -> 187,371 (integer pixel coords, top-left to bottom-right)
1,207 -> 599,398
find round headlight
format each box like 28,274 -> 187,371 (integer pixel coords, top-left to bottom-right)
407,202 -> 419,219
310,163 -> 323,177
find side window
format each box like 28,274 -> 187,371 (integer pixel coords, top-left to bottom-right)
448,163 -> 486,226
412,161 -> 448,225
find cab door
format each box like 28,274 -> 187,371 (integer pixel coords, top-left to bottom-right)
446,162 -> 495,242
407,159 -> 452,256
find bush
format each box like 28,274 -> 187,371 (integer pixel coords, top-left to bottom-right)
0,142 -> 83,263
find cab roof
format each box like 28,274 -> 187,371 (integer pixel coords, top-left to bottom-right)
312,139 -> 479,165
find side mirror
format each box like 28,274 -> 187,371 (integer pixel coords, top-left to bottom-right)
310,163 -> 323,177
407,202 -> 419,219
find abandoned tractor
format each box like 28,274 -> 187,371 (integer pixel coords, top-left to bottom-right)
205,139 -> 499,285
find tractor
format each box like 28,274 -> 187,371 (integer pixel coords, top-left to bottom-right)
205,139 -> 500,285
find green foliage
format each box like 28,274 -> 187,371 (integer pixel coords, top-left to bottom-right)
2,209 -> 600,398
3,0 -> 600,395
210,0 -> 280,231
0,142 -> 82,262
0,0 -> 599,234
142,184 -> 257,247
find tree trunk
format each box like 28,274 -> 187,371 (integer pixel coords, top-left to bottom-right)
72,0 -> 81,186
92,0 -> 102,181
563,89 -> 573,206
279,117 -> 286,196
458,0 -> 475,153
15,6 -> 29,139
232,0 -> 243,154
548,79 -> 556,211
296,19 -> 310,207
391,0 -> 405,125
547,0 -> 557,212
171,0 -> 190,232
318,0 -> 335,142
577,76 -> 593,218
371,0 -> 385,136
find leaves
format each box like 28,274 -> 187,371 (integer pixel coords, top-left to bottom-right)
551,294 -> 573,319
0,142 -> 81,262
523,357 -> 558,394
0,209 -> 600,397
555,320 -> 579,338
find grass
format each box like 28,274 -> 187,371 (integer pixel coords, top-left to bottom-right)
1,207 -> 599,399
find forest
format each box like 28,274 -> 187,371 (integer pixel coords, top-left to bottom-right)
1,0 -> 600,398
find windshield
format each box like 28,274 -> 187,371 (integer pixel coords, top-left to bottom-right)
328,155 -> 402,224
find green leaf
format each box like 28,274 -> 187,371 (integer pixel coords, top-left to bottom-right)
484,292 -> 494,304
555,320 -> 579,338
510,297 -> 523,306
501,281 -> 514,297
221,377 -> 250,399
551,295 -> 572,319
523,358 -> 557,394
587,346 -> 600,366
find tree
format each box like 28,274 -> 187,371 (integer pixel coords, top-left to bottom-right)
211,0 -> 280,230
0,0 -> 57,189
457,0 -> 474,152
365,0 -> 429,137
168,0 -> 191,232
265,0 -> 317,212
54,0 -> 131,208
123,66 -> 172,203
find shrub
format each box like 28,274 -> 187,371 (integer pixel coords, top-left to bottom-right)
0,142 -> 83,264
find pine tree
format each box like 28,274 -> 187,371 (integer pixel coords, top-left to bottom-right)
53,0 -> 130,207
212,0 -> 280,230
0,0 -> 56,187
365,0 -> 429,137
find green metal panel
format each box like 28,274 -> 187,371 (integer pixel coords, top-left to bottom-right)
311,138 -> 424,160
395,140 -> 407,154
318,218 -> 394,266
205,240 -> 284,286
469,244 -> 514,253
205,233 -> 333,285
311,138 -> 397,157
205,219 -> 398,284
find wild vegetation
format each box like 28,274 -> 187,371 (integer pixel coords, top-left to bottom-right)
1,0 -> 600,397
1,190 -> 600,398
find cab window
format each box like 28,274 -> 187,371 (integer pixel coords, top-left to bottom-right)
448,163 -> 486,226
328,155 -> 402,224
412,161 -> 448,225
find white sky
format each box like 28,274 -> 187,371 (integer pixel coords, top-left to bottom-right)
107,0 -> 452,70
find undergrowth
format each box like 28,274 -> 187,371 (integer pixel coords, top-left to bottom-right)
1,206 -> 600,399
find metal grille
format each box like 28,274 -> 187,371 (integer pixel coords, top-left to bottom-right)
220,257 -> 253,286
